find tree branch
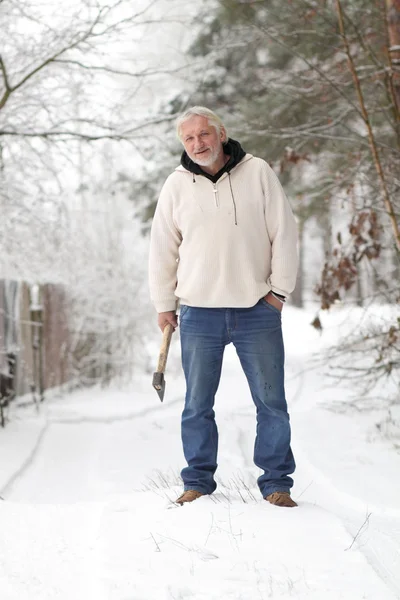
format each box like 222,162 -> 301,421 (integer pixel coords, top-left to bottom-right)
0,113 -> 178,141
52,58 -> 197,79
218,0 -> 365,120
0,55 -> 11,110
0,5 -> 104,110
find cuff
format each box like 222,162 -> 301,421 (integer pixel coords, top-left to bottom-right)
154,301 -> 177,313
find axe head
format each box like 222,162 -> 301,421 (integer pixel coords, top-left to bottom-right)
152,371 -> 166,402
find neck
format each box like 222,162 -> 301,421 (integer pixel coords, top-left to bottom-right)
201,152 -> 229,176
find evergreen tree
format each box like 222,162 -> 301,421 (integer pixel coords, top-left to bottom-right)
183,0 -> 399,301
176,0 -> 400,398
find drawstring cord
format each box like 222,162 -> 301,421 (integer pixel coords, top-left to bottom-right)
228,173 -> 238,226
192,171 -> 237,226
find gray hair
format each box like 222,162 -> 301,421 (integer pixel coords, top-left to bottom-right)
176,106 -> 228,141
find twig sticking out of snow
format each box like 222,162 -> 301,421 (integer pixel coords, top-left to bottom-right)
345,511 -> 372,551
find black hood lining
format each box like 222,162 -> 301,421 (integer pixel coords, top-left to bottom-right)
180,138 -> 246,183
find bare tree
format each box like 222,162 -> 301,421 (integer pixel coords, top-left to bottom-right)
0,0 -> 183,140
0,0 -> 194,385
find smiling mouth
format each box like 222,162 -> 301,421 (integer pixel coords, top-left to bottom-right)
196,149 -> 209,155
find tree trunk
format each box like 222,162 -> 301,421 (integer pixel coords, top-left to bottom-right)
291,219 -> 304,308
386,0 -> 400,113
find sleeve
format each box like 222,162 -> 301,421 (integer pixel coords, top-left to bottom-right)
263,163 -> 299,297
148,177 -> 182,313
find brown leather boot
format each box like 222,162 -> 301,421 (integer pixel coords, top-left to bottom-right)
265,491 -> 298,507
175,490 -> 205,505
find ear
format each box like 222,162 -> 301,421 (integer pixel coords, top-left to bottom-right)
220,126 -> 227,143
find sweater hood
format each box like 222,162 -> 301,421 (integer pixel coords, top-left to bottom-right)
179,138 -> 247,183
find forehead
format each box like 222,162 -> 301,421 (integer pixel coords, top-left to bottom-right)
180,115 -> 213,135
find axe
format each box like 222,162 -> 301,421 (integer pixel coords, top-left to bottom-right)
152,323 -> 174,402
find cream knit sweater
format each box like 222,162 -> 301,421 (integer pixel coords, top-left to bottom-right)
149,154 -> 298,313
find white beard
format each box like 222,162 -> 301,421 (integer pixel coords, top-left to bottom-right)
188,146 -> 221,167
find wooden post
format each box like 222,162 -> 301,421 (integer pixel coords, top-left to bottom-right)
30,285 -> 44,406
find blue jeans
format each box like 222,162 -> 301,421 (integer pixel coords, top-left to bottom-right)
179,299 -> 295,498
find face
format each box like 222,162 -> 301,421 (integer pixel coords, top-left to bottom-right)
180,115 -> 226,170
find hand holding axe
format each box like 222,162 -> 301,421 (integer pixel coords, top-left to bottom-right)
152,323 -> 174,402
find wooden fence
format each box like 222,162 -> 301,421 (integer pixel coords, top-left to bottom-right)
0,280 -> 71,424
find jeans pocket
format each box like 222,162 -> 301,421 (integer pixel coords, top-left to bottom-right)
261,298 -> 282,315
179,304 -> 189,320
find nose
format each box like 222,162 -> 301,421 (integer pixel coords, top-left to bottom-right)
194,134 -> 206,145
194,137 -> 206,150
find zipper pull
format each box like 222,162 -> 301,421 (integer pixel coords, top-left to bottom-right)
213,184 -> 219,207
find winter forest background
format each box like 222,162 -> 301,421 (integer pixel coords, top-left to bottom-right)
1,2 -> 400,598
1,0 -> 399,421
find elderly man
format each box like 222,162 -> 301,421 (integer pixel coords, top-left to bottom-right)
149,106 -> 298,507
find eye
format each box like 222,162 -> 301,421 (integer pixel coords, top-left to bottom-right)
200,132 -> 209,137
185,136 -> 193,142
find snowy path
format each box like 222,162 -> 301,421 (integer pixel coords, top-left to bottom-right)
1,307 -> 400,599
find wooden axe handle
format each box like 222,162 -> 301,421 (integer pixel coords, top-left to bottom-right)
156,323 -> 174,373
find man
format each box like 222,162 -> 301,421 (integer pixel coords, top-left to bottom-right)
149,107 -> 298,508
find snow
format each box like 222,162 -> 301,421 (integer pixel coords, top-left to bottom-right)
1,305 -> 400,599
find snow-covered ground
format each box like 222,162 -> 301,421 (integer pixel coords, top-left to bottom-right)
0,305 -> 399,599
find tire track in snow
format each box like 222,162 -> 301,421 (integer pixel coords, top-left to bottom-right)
288,357 -> 400,599
295,443 -> 400,599
218,355 -> 400,599
0,421 -> 50,499
1,394 -> 183,501
49,393 -> 182,425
